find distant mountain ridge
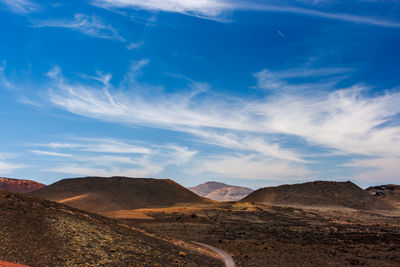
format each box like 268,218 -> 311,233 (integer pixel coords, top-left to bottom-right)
241,181 -> 395,211
189,181 -> 253,201
0,177 -> 45,194
31,176 -> 212,213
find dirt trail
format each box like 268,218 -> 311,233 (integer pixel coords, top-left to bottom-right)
193,242 -> 236,267
118,223 -> 224,264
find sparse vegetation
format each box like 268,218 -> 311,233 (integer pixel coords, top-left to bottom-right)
129,202 -> 400,266
2,178 -> 400,266
0,191 -> 222,266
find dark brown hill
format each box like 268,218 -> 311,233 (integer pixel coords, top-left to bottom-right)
189,181 -> 253,201
366,184 -> 400,209
31,176 -> 211,213
0,177 -> 45,194
241,181 -> 395,210
366,184 -> 400,195
0,190 -> 220,266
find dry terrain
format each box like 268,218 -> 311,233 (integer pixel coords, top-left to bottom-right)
367,184 -> 400,209
120,202 -> 400,266
0,190 -> 222,266
4,178 -> 400,266
110,181 -> 400,266
31,176 -> 212,213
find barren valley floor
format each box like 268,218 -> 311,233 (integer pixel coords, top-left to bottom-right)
119,203 -> 400,266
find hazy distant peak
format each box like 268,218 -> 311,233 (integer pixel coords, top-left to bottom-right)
189,181 -> 253,201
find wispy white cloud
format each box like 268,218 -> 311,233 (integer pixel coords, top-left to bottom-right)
192,154 -> 311,180
32,14 -> 125,41
30,137 -> 197,178
127,42 -> 144,50
43,62 -> 400,181
92,0 -> 231,19
257,67 -> 352,80
44,164 -> 161,178
0,154 -> 25,175
343,157 -> 400,183
78,155 -> 137,165
0,0 -> 38,14
236,2 -> 400,28
0,161 -> 25,174
79,138 -> 153,154
46,62 -> 302,170
35,138 -> 152,154
29,150 -> 72,157
163,144 -> 198,166
0,153 -> 25,175
186,128 -> 307,163
256,86 -> 400,157
91,0 -> 400,28
254,67 -> 351,91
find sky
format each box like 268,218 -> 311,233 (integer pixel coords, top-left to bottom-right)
0,0 -> 399,188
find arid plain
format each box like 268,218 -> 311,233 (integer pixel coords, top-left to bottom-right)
1,177 -> 400,266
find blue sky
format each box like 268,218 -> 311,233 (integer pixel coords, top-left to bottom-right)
0,0 -> 399,188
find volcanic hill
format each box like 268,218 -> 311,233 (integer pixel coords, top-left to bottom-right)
189,181 -> 253,201
0,177 -> 45,194
0,190 -> 221,266
31,176 -> 212,213
366,184 -> 400,209
241,181 -> 395,210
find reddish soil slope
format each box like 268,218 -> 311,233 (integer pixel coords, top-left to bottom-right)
0,191 -> 221,266
31,176 -> 212,213
0,177 -> 44,194
241,181 -> 395,210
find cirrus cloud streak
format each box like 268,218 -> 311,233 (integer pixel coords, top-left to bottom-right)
43,62 -> 400,182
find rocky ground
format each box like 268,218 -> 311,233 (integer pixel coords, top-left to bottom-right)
2,184 -> 400,266
0,191 -> 222,267
121,203 -> 400,266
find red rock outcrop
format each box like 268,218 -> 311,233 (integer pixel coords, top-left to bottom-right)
0,177 -> 45,194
